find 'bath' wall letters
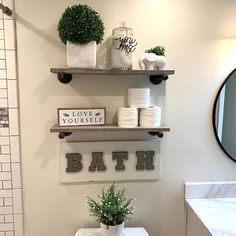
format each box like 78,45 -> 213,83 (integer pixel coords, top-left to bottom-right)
60,141 -> 160,183
65,151 -> 155,173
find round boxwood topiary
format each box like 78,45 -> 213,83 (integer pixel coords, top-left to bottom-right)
57,4 -> 104,45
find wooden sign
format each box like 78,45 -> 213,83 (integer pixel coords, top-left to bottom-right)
58,108 -> 105,127
59,141 -> 160,183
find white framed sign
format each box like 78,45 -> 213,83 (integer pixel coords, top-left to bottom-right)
59,140 -> 160,183
57,108 -> 106,127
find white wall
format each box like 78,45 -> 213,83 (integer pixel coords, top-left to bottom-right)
15,0 -> 236,236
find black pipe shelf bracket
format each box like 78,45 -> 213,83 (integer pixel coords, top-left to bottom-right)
148,132 -> 164,138
58,132 -> 72,139
149,75 -> 169,85
57,72 -> 72,84
0,3 -> 12,16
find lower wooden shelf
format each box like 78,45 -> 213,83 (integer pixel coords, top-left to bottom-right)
50,124 -> 170,139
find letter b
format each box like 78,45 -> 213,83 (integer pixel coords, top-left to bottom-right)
66,153 -> 83,172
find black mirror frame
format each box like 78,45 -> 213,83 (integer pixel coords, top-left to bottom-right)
212,68 -> 236,163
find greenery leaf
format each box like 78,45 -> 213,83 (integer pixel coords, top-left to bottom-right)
145,46 -> 166,56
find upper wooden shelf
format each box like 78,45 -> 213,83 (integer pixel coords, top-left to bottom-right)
50,68 -> 175,85
50,124 -> 170,139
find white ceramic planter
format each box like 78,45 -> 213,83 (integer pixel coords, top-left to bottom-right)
67,41 -> 96,68
139,53 -> 167,70
100,222 -> 124,236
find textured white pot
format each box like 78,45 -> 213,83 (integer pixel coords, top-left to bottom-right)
139,53 -> 167,70
67,41 -> 96,68
100,222 -> 124,236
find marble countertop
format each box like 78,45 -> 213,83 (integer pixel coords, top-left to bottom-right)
185,184 -> 236,236
75,227 -> 149,236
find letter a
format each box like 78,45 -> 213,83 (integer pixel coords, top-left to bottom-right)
89,152 -> 106,172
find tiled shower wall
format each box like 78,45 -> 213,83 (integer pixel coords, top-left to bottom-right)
0,0 -> 24,236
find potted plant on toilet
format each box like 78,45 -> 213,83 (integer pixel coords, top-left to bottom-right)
87,184 -> 135,236
139,46 -> 167,70
57,4 -> 104,68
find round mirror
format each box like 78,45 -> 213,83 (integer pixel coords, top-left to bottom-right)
213,68 -> 236,162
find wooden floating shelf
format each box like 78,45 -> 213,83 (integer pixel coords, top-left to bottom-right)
50,68 -> 175,85
50,124 -> 170,139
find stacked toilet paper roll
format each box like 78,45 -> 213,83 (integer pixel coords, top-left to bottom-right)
118,107 -> 138,128
128,88 -> 150,108
140,106 -> 162,127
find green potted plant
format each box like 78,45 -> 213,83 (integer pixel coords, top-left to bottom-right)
57,4 -> 104,68
87,184 -> 135,236
139,46 -> 167,70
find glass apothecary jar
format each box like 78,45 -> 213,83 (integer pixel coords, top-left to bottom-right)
111,22 -> 137,70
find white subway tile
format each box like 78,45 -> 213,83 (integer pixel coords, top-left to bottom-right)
0,189 -> 12,197
3,0 -> 13,10
3,0 -> 13,20
0,155 -> 10,163
0,214 -> 4,223
0,50 -> 5,59
0,79 -> 6,88
3,180 -> 11,189
5,214 -> 13,223
2,163 -> 10,172
0,137 -> 9,145
0,181 -> 2,189
13,189 -> 22,214
0,232 -> 4,236
0,20 -> 3,29
14,214 -> 23,236
0,128 -> 9,136
6,51 -> 16,80
0,39 -> 4,49
0,30 -> 3,39
4,197 -> 12,206
8,109 -> 18,135
0,198 -> 3,206
4,20 -> 14,50
7,80 -> 17,107
4,13 -> 13,21
0,70 -> 7,79
11,163 -> 21,188
0,172 -> 11,180
0,59 -> 5,69
0,222 -> 14,231
0,98 -> 7,107
0,88 -> 7,97
1,145 -> 10,154
0,206 -> 13,214
6,231 -> 14,236
10,136 -> 19,163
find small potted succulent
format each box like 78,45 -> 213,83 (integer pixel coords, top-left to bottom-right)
87,184 -> 135,236
57,4 -> 105,68
139,46 -> 167,70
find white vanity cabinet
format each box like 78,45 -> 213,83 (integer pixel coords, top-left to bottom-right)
186,205 -> 211,236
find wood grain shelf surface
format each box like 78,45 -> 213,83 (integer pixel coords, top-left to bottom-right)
50,68 -> 175,76
50,124 -> 170,133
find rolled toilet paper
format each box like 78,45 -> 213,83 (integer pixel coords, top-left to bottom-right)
128,88 -> 150,108
118,107 -> 138,128
140,106 -> 162,127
